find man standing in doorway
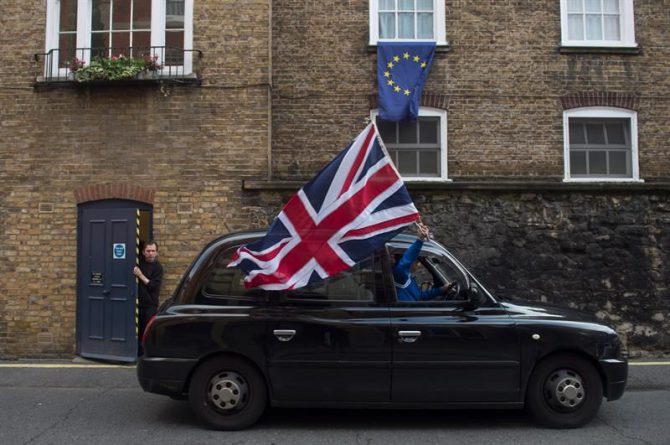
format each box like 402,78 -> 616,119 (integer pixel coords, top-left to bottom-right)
133,240 -> 163,354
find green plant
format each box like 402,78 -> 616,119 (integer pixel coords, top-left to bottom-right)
71,54 -> 162,82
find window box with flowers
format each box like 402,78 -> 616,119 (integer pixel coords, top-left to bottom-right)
68,54 -> 162,83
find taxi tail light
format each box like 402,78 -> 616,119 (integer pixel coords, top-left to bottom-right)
142,315 -> 157,346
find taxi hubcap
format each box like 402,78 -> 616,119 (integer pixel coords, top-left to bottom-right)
546,369 -> 585,410
207,371 -> 248,412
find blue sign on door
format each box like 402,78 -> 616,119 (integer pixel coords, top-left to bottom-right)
113,243 -> 126,259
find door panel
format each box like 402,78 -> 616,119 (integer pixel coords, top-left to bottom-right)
267,305 -> 391,402
391,305 -> 520,402
78,207 -> 138,362
265,254 -> 392,403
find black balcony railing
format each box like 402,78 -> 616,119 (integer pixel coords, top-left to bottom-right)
34,46 -> 202,85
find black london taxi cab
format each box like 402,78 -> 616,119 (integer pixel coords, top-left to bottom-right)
137,231 -> 627,430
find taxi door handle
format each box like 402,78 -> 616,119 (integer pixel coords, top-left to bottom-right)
398,330 -> 422,343
273,329 -> 296,342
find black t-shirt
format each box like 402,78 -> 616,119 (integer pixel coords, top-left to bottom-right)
138,260 -> 164,308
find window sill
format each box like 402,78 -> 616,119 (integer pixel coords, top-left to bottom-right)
34,73 -> 201,89
367,43 -> 451,53
562,178 -> 644,183
559,45 -> 641,55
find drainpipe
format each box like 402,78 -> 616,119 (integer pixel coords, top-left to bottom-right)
267,0 -> 273,181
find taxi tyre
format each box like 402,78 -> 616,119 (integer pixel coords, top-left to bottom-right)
526,353 -> 603,429
188,356 -> 267,430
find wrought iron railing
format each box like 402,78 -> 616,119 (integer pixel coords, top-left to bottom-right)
34,46 -> 202,84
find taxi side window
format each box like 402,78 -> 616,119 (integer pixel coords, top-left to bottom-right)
201,247 -> 266,300
390,245 -> 467,302
286,255 -> 382,302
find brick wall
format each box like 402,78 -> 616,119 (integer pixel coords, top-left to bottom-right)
1,1 -> 669,358
0,1 -> 271,358
270,0 -> 670,180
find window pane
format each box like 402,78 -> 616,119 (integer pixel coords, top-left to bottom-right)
111,32 -> 131,56
398,120 -> 418,144
113,0 -> 131,30
417,0 -> 432,10
605,122 -> 626,144
609,151 -> 628,175
585,0 -> 602,13
287,256 -> 380,302
379,12 -> 396,39
92,0 -> 111,31
58,34 -> 77,68
380,0 -> 395,10
398,13 -> 415,38
133,31 -> 151,56
419,151 -> 439,175
567,0 -> 583,12
603,0 -> 619,13
604,15 -> 620,40
570,151 -> 587,175
377,119 -> 396,143
589,151 -> 607,174
134,0 -> 152,29
166,31 -> 184,64
569,122 -> 586,144
166,0 -> 185,29
60,0 -> 78,32
91,33 -> 110,56
417,13 -> 433,39
419,119 -> 438,143
586,123 -> 605,144
204,249 -> 265,298
585,14 -> 603,40
399,0 -> 414,11
568,15 -> 584,40
398,151 -> 418,174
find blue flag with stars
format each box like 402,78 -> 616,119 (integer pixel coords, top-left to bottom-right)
377,42 -> 436,122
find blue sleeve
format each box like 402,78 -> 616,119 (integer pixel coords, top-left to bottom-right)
393,239 -> 424,283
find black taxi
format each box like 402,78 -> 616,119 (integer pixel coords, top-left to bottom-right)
137,231 -> 627,430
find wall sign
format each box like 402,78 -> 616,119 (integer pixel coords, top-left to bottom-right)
113,243 -> 126,259
90,272 -> 103,284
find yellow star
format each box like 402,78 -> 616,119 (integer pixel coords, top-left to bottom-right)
403,52 -> 410,59
393,55 -> 400,62
413,55 -> 420,62
394,86 -> 401,92
387,62 -> 394,69
387,79 -> 394,86
404,89 -> 411,95
421,61 -> 427,68
384,71 -> 391,78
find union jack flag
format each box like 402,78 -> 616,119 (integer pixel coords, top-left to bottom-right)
228,122 -> 420,290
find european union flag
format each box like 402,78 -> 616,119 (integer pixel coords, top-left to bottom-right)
377,42 -> 436,122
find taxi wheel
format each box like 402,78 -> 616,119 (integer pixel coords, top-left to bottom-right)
526,353 -> 603,429
188,356 -> 267,430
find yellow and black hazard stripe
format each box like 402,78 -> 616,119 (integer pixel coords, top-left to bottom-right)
135,208 -> 140,339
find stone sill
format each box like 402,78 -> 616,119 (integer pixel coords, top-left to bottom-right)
243,179 -> 670,192
367,44 -> 451,53
33,73 -> 201,89
558,45 -> 641,55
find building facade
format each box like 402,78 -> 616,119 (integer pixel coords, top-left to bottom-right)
0,0 -> 668,359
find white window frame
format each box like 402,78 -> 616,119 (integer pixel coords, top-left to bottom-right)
563,107 -> 642,182
44,0 -> 194,78
369,0 -> 447,46
370,107 -> 450,182
560,0 -> 637,48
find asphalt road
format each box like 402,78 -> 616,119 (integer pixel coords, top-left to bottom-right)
0,361 -> 668,445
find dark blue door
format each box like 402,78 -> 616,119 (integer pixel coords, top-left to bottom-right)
78,207 -> 138,362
